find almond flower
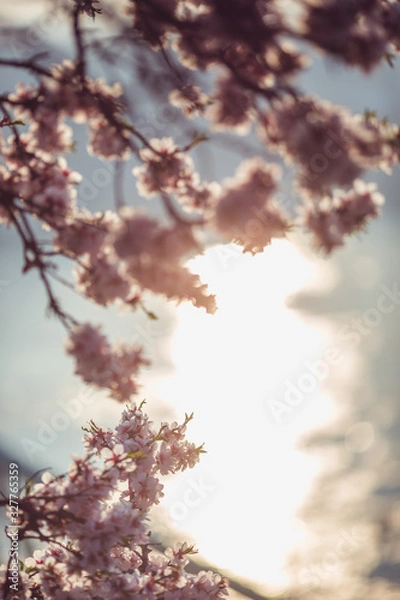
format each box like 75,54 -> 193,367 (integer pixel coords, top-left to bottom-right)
133,137 -> 195,198
66,323 -> 148,401
207,74 -> 254,134
298,180 -> 384,254
213,157 -> 289,253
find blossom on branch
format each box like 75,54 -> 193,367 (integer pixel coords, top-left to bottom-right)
66,323 -> 148,401
134,137 -> 196,198
207,74 -> 254,134
169,84 -> 210,118
5,404 -> 228,599
213,157 -> 289,253
111,208 -> 217,312
298,179 -> 384,254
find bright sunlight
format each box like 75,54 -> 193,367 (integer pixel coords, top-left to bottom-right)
146,239 -> 340,594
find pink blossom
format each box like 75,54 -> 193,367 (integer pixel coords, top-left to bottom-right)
53,210 -> 114,257
10,156 -> 81,225
176,180 -> 220,212
298,179 -> 384,254
111,208 -> 216,312
75,252 -> 131,306
66,323 -> 148,401
207,74 -> 254,134
88,116 -> 131,160
262,97 -> 362,195
9,399 -> 225,599
213,157 -> 289,253
303,0 -> 389,72
127,0 -> 179,48
22,115 -> 73,155
126,258 -> 217,313
133,137 -> 195,197
169,84 -> 210,117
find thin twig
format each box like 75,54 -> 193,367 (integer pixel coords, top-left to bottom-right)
72,5 -> 87,81
114,159 -> 125,210
0,57 -> 52,78
8,207 -> 78,329
160,191 -> 206,226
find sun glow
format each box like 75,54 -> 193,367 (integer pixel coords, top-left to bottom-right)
146,239 -> 339,593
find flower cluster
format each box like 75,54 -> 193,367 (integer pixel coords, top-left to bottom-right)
213,157 -> 289,253
207,75 -> 254,134
52,210 -> 114,258
0,39 -> 397,338
66,323 -> 149,402
169,84 -> 210,118
262,97 -> 396,198
110,208 -> 217,313
134,137 -> 196,197
298,180 -> 385,254
302,0 -> 398,72
3,404 -> 228,599
9,61 -> 129,160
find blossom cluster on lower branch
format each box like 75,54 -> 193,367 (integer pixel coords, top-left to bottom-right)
1,403 -> 228,599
